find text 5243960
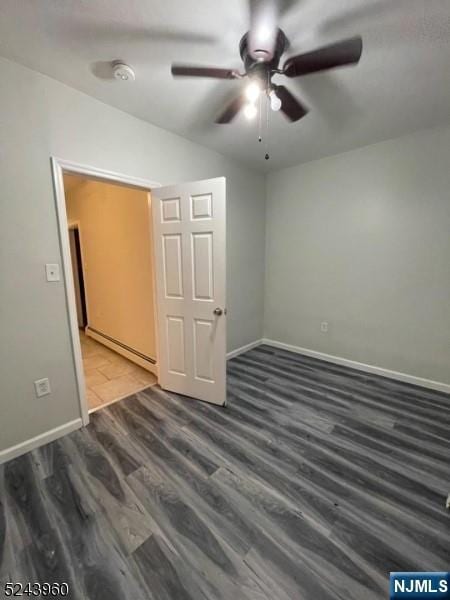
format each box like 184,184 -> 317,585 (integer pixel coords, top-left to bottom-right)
3,582 -> 69,597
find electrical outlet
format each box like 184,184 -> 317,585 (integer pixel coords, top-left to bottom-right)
34,378 -> 51,397
45,263 -> 60,282
320,321 -> 329,333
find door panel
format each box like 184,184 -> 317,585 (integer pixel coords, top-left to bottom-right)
153,178 -> 226,406
193,319 -> 214,381
192,232 -> 214,300
166,316 -> 186,375
191,193 -> 212,219
163,234 -> 184,298
161,197 -> 181,222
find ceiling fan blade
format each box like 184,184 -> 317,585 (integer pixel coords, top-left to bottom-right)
248,0 -> 280,62
171,65 -> 240,79
283,36 -> 362,78
215,95 -> 246,124
275,86 -> 308,122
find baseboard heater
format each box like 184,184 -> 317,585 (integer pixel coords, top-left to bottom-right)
86,326 -> 156,365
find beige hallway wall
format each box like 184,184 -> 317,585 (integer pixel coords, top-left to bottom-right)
65,178 -> 156,359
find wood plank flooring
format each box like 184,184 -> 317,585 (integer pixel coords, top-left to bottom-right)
1,345 -> 449,599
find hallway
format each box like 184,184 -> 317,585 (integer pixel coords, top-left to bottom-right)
80,330 -> 157,411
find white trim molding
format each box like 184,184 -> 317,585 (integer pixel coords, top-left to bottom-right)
262,338 -> 450,395
86,328 -> 158,377
0,419 -> 82,465
51,157 -> 161,191
227,339 -> 263,360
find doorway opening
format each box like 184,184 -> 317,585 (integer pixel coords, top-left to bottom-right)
58,166 -> 160,419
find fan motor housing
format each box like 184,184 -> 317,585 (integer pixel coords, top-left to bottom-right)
239,29 -> 289,77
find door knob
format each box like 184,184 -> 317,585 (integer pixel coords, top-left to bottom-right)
213,307 -> 223,316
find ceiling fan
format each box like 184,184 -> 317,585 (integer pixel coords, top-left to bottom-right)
171,0 -> 363,124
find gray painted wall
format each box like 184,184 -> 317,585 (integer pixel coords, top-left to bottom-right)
265,125 -> 450,385
2,53 -> 449,458
0,57 -> 265,452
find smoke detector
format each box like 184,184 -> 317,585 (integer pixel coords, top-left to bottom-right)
112,62 -> 135,82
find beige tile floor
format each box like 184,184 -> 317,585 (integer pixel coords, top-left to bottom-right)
79,330 -> 157,411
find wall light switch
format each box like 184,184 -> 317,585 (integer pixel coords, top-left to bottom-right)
34,377 -> 51,398
320,321 -> 329,333
45,263 -> 60,281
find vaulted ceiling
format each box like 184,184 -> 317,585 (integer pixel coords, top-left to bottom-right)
1,0 -> 450,171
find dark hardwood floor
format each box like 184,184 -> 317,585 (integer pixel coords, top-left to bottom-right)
1,345 -> 449,599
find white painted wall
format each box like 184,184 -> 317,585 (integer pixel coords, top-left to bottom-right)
0,57 -> 265,453
265,125 -> 450,385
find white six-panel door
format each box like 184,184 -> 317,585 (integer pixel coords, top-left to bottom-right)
152,177 -> 226,405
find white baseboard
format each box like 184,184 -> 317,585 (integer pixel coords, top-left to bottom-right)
261,338 -> 450,395
86,328 -> 158,377
227,339 -> 263,360
0,418 -> 83,465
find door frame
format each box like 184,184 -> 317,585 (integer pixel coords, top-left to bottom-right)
68,221 -> 88,329
51,157 -> 161,426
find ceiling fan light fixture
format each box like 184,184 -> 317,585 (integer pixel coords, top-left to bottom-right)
245,81 -> 261,103
170,16 -> 362,130
112,62 -> 135,82
244,103 -> 258,120
269,89 -> 282,111
258,25 -> 271,42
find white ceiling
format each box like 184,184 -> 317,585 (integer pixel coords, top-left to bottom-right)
1,0 -> 450,172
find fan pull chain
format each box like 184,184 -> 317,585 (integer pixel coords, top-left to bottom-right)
264,72 -> 270,160
265,86 -> 270,160
258,91 -> 262,143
